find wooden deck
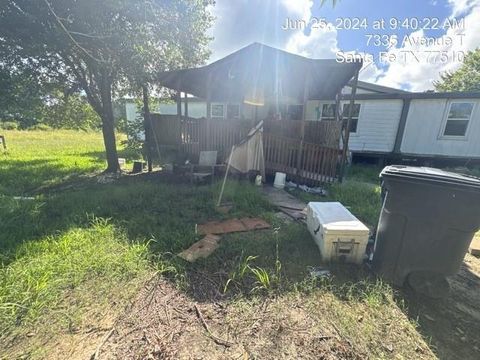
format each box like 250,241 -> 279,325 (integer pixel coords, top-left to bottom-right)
151,115 -> 341,185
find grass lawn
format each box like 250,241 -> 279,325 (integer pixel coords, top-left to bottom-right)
0,130 -> 444,358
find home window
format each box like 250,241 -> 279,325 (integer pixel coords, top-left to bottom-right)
211,104 -> 224,119
321,104 -> 336,121
443,102 -> 474,137
226,104 -> 240,118
343,103 -> 361,133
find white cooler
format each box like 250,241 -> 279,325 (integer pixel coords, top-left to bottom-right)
306,202 -> 370,264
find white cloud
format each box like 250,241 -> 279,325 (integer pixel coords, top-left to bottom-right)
281,0 -> 480,91
285,25 -> 339,58
281,0 -> 339,58
448,0 -> 480,16
373,5 -> 480,91
209,0 -> 480,91
281,0 -> 313,22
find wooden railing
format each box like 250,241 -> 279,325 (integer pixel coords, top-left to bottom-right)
263,133 -> 340,184
151,114 -> 341,184
150,115 -> 252,159
263,119 -> 342,147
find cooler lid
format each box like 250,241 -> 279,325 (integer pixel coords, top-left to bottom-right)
381,165 -> 480,188
308,202 -> 370,233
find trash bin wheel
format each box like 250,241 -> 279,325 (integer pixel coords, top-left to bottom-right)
407,271 -> 450,299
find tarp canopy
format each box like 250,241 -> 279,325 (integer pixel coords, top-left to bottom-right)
228,120 -> 265,178
157,43 -> 362,103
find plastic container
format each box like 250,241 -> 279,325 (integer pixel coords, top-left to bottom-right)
373,165 -> 480,295
307,202 -> 370,264
273,172 -> 286,189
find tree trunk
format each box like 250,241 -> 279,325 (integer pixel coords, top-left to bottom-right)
99,74 -> 120,173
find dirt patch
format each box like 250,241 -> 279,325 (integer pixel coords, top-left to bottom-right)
404,253 -> 480,360
100,278 -> 369,360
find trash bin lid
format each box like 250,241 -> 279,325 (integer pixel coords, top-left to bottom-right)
381,165 -> 480,188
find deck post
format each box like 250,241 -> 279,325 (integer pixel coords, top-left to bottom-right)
142,84 -> 153,172
184,92 -> 189,118
295,72 -> 310,184
206,98 -> 211,150
340,67 -> 360,182
176,90 -> 182,153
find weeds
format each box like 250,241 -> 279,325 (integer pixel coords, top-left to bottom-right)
0,130 -> 441,359
0,219 -> 150,333
250,266 -> 272,291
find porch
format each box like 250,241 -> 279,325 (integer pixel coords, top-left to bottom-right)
152,43 -> 361,184
151,114 -> 343,185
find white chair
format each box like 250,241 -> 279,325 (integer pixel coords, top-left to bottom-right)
189,151 -> 221,184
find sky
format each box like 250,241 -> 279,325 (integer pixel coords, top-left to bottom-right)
207,0 -> 480,91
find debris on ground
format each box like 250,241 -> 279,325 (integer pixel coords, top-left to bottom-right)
308,266 -> 331,279
196,217 -> 270,235
469,234 -> 480,256
285,181 -> 327,196
262,185 -> 308,222
278,206 -> 307,222
178,234 -> 222,262
12,196 -> 35,200
96,172 -> 121,184
99,277 -> 372,360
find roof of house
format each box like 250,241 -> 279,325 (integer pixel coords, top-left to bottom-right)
343,91 -> 480,100
156,43 -> 362,102
350,80 -> 410,94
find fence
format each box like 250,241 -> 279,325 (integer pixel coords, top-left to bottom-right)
150,115 -> 252,159
263,133 -> 340,185
263,119 -> 342,147
151,114 -> 341,184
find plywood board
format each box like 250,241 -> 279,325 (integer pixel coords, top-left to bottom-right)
469,233 -> 480,256
178,234 -> 221,262
197,218 -> 270,235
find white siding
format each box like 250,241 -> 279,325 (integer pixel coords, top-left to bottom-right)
306,99 -> 403,153
400,99 -> 480,158
125,102 -> 138,123
341,86 -> 379,95
349,100 -> 403,153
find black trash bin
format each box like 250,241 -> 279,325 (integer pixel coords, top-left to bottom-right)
372,165 -> 480,296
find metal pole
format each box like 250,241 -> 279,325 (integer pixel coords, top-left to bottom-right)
295,71 -> 310,185
340,68 -> 360,182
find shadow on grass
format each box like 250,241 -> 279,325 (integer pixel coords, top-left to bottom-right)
0,157 -> 103,196
0,175 -> 271,261
3,170 -> 476,359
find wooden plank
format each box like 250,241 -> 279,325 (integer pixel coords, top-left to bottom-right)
470,233 -> 480,256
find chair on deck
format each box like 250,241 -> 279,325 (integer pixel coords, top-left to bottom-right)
189,151 -> 221,184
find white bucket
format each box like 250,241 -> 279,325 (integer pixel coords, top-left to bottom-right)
273,172 -> 286,189
118,158 -> 126,169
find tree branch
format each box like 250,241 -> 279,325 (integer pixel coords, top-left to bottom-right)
43,0 -> 106,63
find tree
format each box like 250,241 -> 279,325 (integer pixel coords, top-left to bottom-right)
435,49 -> 480,92
0,64 -> 56,128
43,94 -> 101,130
0,0 -> 213,172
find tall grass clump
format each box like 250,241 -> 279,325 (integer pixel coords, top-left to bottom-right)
0,219 -> 150,333
295,180 -> 382,228
327,181 -> 382,227
345,164 -> 382,184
